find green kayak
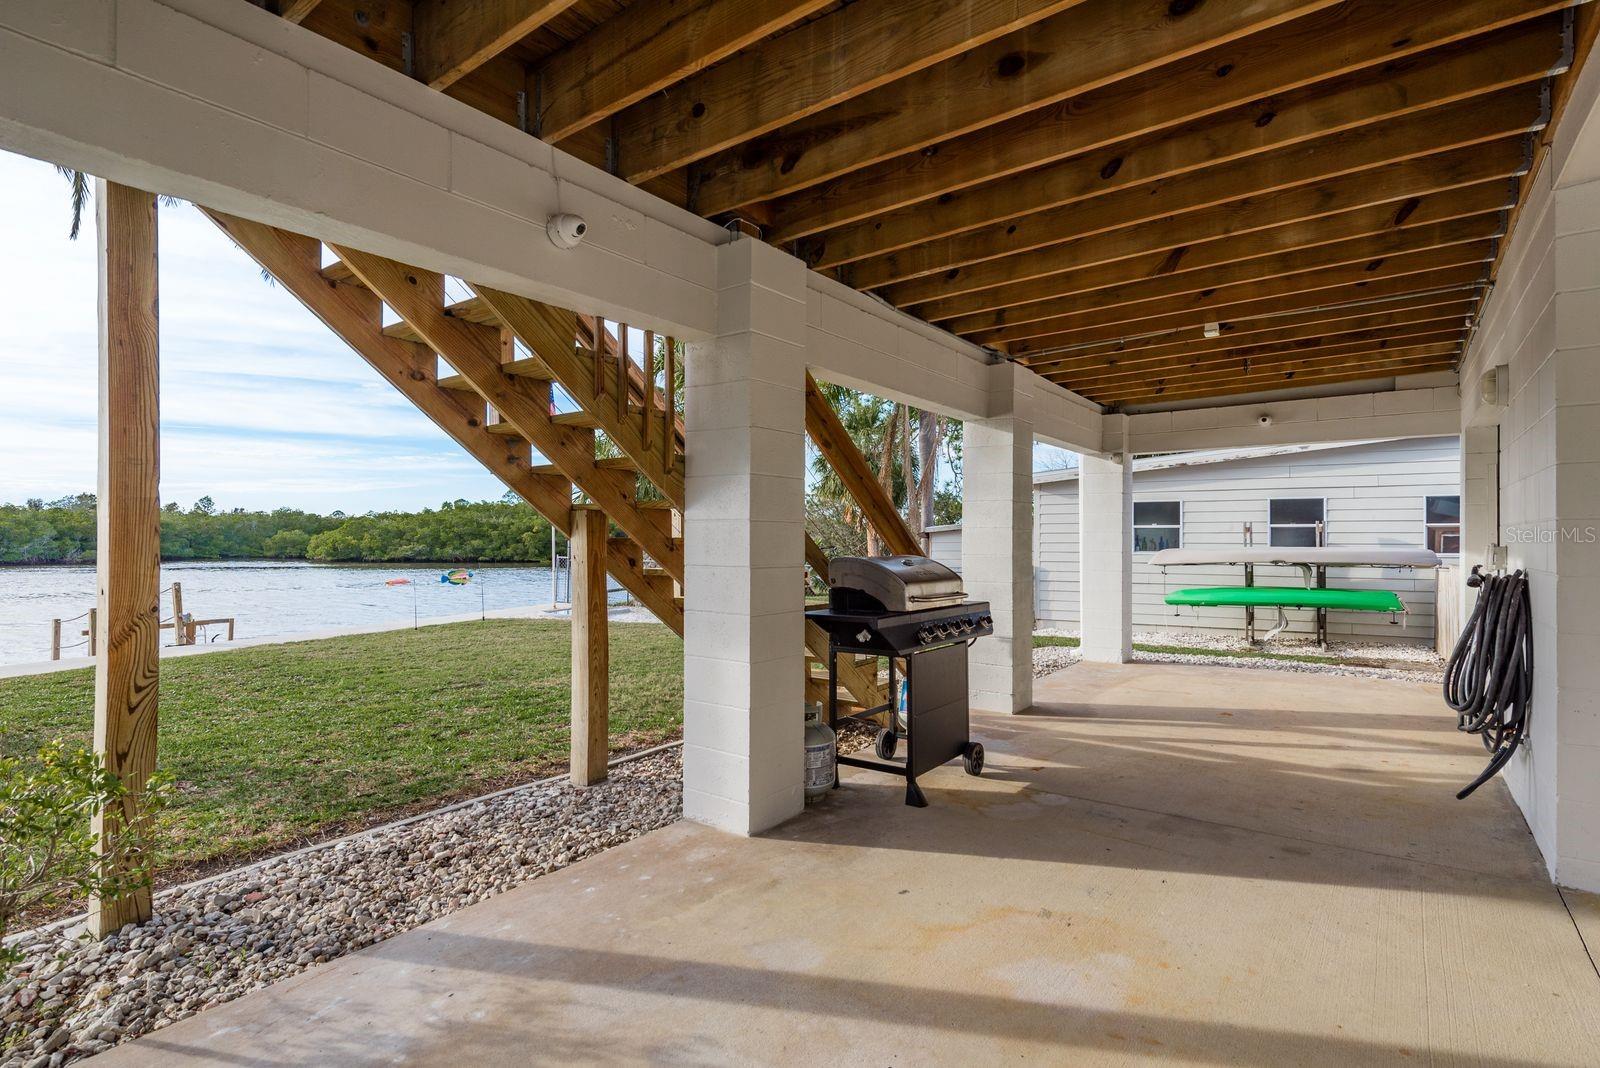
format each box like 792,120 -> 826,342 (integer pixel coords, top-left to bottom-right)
1164,586 -> 1404,613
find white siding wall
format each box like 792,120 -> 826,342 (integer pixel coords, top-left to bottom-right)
936,437 -> 1461,643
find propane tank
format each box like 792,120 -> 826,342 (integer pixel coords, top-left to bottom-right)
803,702 -> 836,803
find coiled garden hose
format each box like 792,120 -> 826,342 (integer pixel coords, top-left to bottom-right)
1442,567 -> 1533,799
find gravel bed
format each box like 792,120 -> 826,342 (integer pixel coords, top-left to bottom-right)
1033,629 -> 1444,684
1,747 -> 682,1067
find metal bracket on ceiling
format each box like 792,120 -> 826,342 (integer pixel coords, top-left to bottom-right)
604,117 -> 620,176
1538,80 -> 1554,127
685,168 -> 701,215
402,31 -> 415,78
1560,6 -> 1577,72
532,70 -> 545,138
516,91 -> 529,134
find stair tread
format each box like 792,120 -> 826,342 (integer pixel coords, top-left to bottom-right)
320,260 -> 358,284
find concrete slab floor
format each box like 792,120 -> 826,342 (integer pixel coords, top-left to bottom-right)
100,662 -> 1600,1066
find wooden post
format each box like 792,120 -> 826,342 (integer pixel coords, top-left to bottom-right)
86,607 -> 98,656
569,507 -> 609,787
169,581 -> 184,646
90,180 -> 161,937
663,337 -> 676,469
616,323 -> 629,421
51,619 -> 61,661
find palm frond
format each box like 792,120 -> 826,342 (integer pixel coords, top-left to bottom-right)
54,167 -> 90,240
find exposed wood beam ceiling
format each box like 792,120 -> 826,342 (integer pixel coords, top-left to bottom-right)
282,0 -> 1592,409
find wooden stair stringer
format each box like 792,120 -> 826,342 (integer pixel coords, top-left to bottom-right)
327,245 -> 685,586
204,209 -> 682,634
471,284 -> 686,509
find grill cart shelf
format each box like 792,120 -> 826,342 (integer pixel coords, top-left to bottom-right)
806,556 -> 993,807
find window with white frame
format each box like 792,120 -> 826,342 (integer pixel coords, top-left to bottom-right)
1133,500 -> 1181,552
1269,498 -> 1324,547
1425,495 -> 1461,554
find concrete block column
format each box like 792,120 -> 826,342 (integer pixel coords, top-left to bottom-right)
681,237 -> 808,835
962,362 -> 1034,713
1079,451 -> 1133,664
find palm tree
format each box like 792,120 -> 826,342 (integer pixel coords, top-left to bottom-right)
806,382 -> 960,559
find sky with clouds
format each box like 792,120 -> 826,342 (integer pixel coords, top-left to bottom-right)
0,149 -> 1073,516
0,150 -> 513,514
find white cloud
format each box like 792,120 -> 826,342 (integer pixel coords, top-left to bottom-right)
0,151 -> 510,512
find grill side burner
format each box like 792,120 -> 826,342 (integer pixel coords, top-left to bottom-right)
806,555 -> 993,806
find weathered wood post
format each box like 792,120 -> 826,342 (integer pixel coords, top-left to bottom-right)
50,619 -> 61,661
90,180 -> 161,936
569,506 -> 609,786
170,581 -> 185,646
86,607 -> 98,656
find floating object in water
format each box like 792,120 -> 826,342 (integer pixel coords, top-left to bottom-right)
440,568 -> 473,585
385,578 -> 412,586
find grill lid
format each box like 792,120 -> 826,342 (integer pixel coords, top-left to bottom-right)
828,555 -> 965,612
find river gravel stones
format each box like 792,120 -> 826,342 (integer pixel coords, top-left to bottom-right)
1032,630 -> 1444,683
0,748 -> 682,1066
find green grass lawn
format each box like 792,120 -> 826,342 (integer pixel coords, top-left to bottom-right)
0,619 -> 683,873
0,620 -> 1387,876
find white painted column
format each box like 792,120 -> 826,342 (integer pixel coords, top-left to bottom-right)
1079,451 -> 1133,664
681,237 -> 808,835
962,362 -> 1035,713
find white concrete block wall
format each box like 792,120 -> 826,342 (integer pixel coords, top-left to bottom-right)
1454,49 -> 1600,889
682,238 -> 808,835
1121,386 -> 1459,454
962,363 -> 1035,713
1457,425 -> 1499,640
1079,453 -> 1134,663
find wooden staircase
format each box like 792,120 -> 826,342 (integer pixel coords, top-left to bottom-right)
205,210 -> 885,712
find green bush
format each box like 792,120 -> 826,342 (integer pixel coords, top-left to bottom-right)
0,744 -> 167,970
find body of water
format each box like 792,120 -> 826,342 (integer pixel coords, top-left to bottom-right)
0,560 -> 603,667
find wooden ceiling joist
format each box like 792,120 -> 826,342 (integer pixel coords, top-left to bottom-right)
284,0 -> 1591,410
1093,352 -> 1461,407
768,3 -> 1570,244
1024,299 -> 1479,376
981,243 -> 1497,349
536,0 -> 834,144
953,214 -> 1503,342
693,0 -> 1342,215
909,182 -> 1513,324
612,0 -> 1094,187
1059,332 -> 1469,392
815,83 -> 1545,273
414,0 -> 580,89
867,142 -> 1525,301
279,0 -> 323,23
1004,266 -> 1490,355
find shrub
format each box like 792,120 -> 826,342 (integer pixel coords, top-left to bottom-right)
0,743 -> 167,971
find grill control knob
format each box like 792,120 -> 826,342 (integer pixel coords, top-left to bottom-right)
979,615 -> 993,629
917,627 -> 934,644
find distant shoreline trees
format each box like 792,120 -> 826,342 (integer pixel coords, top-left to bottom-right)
0,493 -> 561,565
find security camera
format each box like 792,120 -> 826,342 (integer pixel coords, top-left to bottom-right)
546,213 -> 588,250
1257,413 -> 1273,427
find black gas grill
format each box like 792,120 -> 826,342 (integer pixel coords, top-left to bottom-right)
806,555 -> 992,806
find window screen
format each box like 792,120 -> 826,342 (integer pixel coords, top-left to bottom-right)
1269,498 -> 1324,547
1425,494 -> 1461,554
1133,500 -> 1181,552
